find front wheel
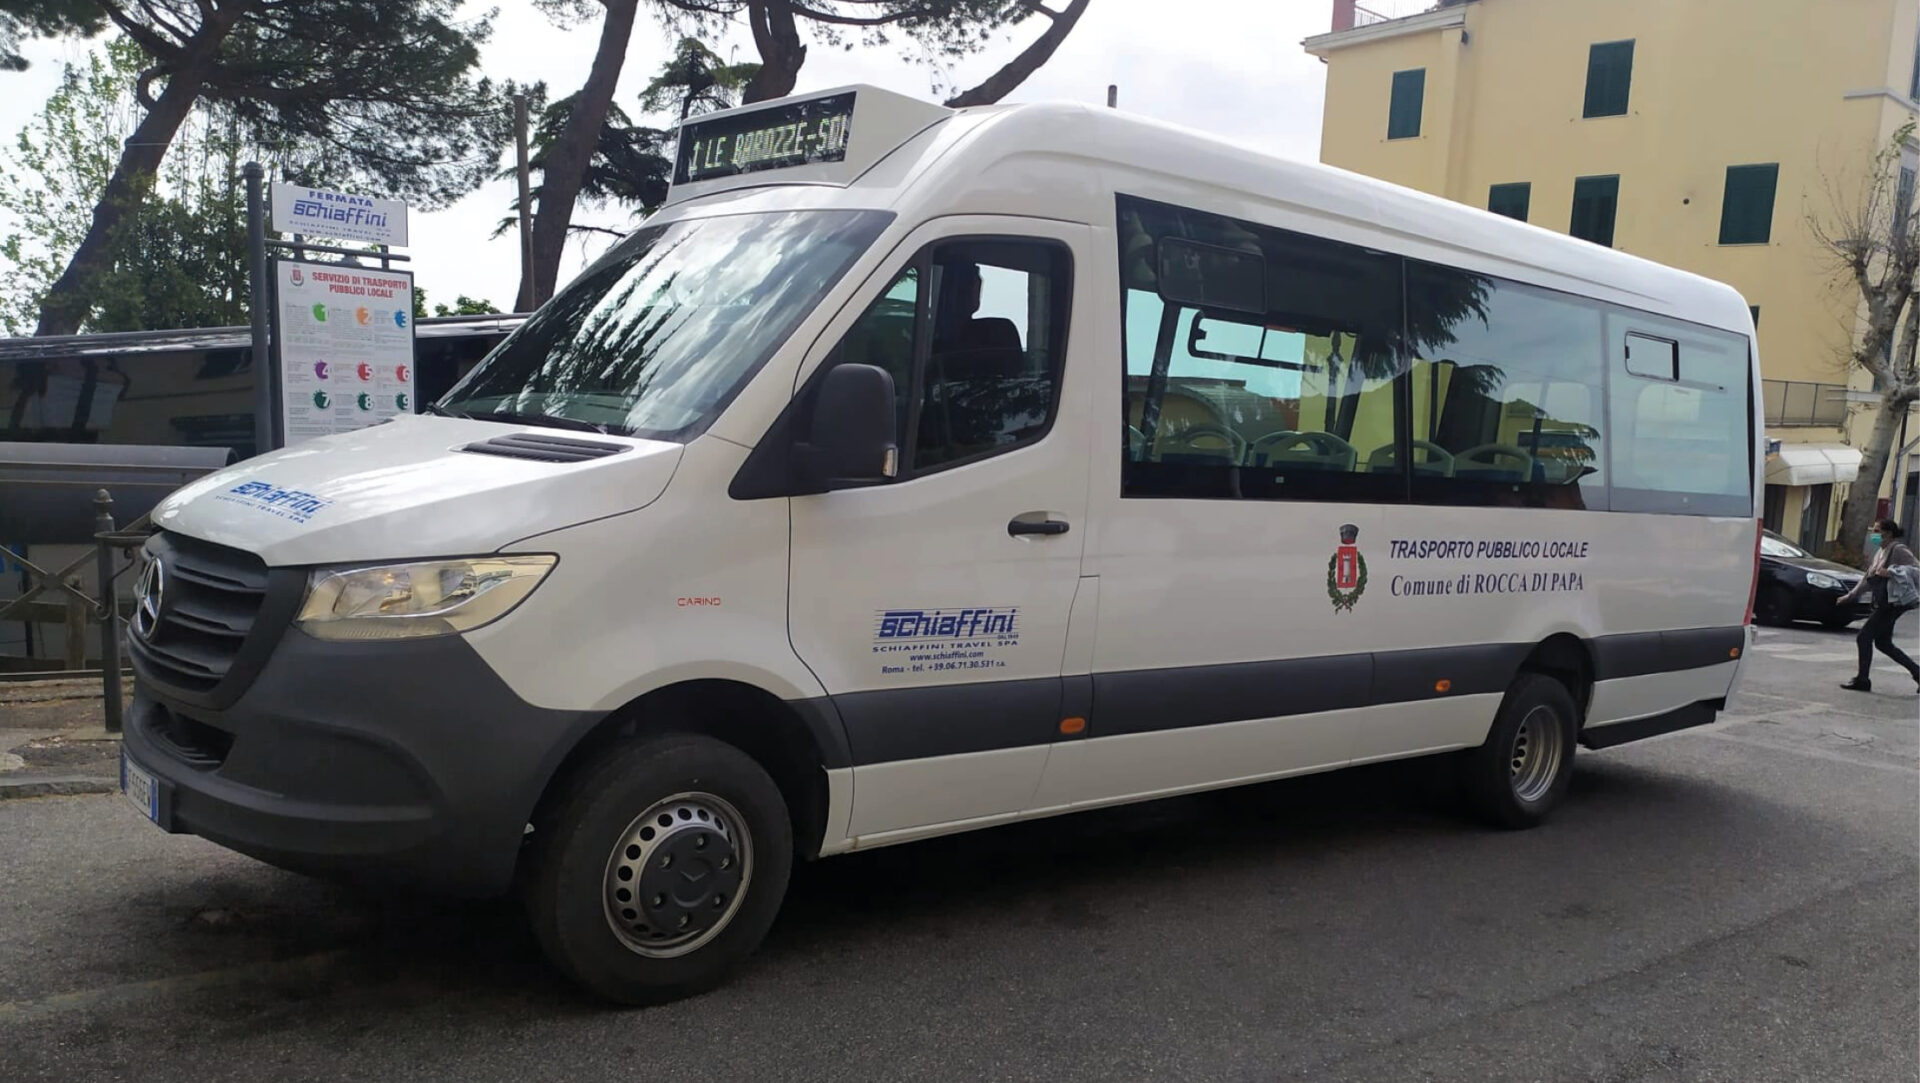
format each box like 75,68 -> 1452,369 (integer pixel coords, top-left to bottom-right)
525,733 -> 794,1004
1459,673 -> 1578,829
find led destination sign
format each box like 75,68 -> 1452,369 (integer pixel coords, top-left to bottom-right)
674,92 -> 856,185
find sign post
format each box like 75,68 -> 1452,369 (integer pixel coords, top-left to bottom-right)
247,180 -> 415,452
244,163 -> 273,457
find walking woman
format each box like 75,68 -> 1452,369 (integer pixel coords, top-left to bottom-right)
1837,519 -> 1920,694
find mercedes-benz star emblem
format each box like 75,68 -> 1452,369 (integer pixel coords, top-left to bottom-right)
134,559 -> 165,641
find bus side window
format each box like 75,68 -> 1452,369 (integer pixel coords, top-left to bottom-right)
1405,264 -> 1607,509
1118,195 -> 1403,503
1607,318 -> 1752,516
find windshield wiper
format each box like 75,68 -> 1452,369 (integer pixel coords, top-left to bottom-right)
423,401 -> 471,419
471,409 -> 614,435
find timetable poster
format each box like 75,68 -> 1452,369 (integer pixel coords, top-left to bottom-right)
273,260 -> 416,446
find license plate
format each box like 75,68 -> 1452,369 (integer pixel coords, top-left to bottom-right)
121,752 -> 158,824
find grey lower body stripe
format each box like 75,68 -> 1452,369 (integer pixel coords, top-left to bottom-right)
823,626 -> 1745,766
1592,626 -> 1745,681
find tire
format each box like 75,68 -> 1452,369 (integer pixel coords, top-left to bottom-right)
524,733 -> 793,1005
1459,672 -> 1578,830
1821,614 -> 1855,631
1754,586 -> 1796,627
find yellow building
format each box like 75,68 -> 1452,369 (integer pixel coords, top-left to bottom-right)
1306,0 -> 1920,550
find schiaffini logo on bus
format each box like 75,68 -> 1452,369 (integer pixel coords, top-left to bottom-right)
1328,523 -> 1367,613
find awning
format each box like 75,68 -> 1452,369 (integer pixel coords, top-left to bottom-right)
1765,445 -> 1862,487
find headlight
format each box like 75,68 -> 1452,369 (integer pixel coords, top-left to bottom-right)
1806,572 -> 1841,590
295,556 -> 556,641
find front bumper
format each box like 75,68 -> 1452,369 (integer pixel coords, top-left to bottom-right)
124,630 -> 599,897
1795,589 -> 1872,623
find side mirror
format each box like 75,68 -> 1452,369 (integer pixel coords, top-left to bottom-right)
798,363 -> 898,489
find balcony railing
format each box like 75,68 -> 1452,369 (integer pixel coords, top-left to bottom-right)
1763,379 -> 1851,428
1353,4 -> 1391,25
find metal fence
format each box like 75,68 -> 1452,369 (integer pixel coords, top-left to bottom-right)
1762,379 -> 1850,428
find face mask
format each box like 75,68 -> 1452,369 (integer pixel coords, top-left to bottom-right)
1868,533 -> 1884,548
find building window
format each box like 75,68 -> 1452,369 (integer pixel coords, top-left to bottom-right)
1910,28 -> 1920,100
1583,40 -> 1635,118
1718,164 -> 1779,245
1388,69 -> 1425,140
1570,175 -> 1620,247
1801,483 -> 1833,551
1899,164 -> 1915,225
1488,183 -> 1531,222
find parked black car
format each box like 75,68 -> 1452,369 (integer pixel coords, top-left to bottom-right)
1755,530 -> 1871,629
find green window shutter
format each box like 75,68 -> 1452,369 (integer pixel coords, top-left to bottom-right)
1570,175 -> 1620,246
1910,31 -> 1920,99
1388,69 -> 1425,139
1718,164 -> 1779,245
1749,305 -> 1760,329
1583,41 -> 1634,118
1488,183 -> 1531,222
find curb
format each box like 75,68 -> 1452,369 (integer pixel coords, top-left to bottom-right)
0,776 -> 118,800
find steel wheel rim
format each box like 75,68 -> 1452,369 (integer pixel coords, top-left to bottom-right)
1509,705 -> 1565,804
603,791 -> 753,958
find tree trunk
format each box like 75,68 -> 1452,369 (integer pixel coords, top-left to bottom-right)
1839,299 -> 1920,555
945,0 -> 1093,108
522,0 -> 641,309
742,0 -> 804,104
33,67 -> 209,335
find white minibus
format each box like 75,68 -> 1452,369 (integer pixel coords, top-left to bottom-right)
121,86 -> 1762,1003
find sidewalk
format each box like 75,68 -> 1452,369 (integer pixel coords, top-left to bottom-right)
0,678 -> 128,798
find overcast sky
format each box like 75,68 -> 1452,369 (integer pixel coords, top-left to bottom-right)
0,0 -> 1364,312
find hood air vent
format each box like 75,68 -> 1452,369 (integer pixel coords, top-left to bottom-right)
460,433 -> 631,463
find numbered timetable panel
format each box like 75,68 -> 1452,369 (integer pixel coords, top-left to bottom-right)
275,261 -> 416,445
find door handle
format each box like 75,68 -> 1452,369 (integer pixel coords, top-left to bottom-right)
1008,516 -> 1070,537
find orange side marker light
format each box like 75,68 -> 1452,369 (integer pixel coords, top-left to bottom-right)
1434,679 -> 1452,694
1059,717 -> 1087,735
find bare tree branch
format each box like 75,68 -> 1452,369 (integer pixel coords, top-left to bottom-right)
98,1 -> 183,58
944,0 -> 1090,107
1809,119 -> 1920,558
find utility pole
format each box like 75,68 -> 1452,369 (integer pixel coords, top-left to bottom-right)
244,162 -> 273,456
514,93 -> 535,313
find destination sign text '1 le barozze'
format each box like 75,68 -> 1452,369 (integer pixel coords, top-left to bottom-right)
674,92 -> 856,185
269,183 -> 409,246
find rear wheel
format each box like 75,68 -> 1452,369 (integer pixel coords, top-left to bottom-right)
1460,673 -> 1578,829
525,733 -> 793,1005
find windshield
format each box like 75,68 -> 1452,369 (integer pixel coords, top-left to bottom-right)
441,209 -> 892,438
1760,532 -> 1808,559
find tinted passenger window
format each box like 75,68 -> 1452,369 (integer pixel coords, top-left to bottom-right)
1406,265 -> 1607,509
824,239 -> 1070,477
1119,196 -> 1404,502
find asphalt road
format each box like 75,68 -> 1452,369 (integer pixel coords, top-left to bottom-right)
2,616 -> 1916,1083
